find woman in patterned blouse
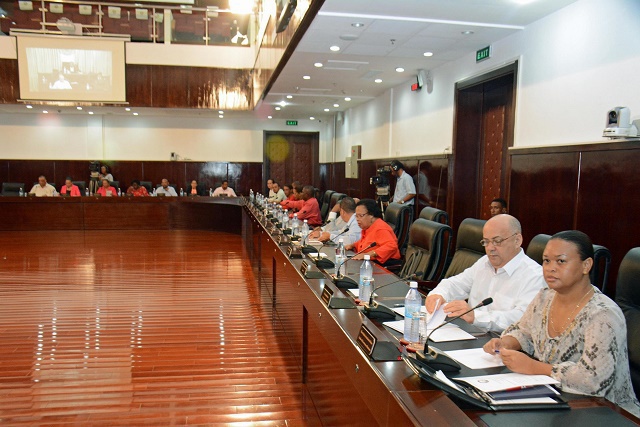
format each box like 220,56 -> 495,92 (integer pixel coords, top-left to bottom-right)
484,230 -> 640,417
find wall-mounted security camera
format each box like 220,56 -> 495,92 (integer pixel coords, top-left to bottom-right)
603,107 -> 639,138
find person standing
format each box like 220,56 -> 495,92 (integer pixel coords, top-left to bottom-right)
391,160 -> 416,207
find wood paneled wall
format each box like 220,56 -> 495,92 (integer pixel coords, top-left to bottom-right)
0,160 -> 263,195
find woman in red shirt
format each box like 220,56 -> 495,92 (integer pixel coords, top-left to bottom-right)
59,177 -> 81,197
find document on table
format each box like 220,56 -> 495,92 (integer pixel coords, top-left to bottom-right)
455,373 -> 560,393
444,347 -> 504,369
393,304 -> 447,329
382,320 -> 476,342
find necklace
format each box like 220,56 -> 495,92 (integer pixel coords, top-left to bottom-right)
549,287 -> 593,335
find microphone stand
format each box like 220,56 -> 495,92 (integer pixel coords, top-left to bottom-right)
303,226 -> 349,255
362,275 -> 417,320
415,297 -> 494,372
332,242 -> 377,288
310,228 -> 351,269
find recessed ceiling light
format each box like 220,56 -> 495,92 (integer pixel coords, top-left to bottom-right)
218,110 -> 224,114
423,51 -> 434,57
125,107 -> 131,111
275,107 -> 281,111
310,117 -> 315,120
286,95 -> 293,99
395,67 -> 405,73
219,115 -> 223,118
314,62 -> 323,68
76,106 -> 82,110
333,103 -> 339,108
374,78 -> 383,83
344,97 -> 351,101
268,115 -> 273,119
88,111 -> 94,115
26,105 -> 33,109
461,30 -> 474,35
133,112 -> 139,116
279,101 -> 287,107
303,75 -> 311,80
324,108 -> 330,112
351,22 -> 364,28
42,110 -> 48,114
330,45 -> 340,52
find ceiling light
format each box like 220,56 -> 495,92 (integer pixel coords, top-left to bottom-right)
76,106 -> 82,110
310,117 -> 315,120
219,115 -> 223,118
374,78 -> 383,83
286,95 -> 293,99
351,22 -> 364,28
330,45 -> 340,52
267,115 -> 272,119
324,108 -> 330,112
125,107 -> 131,111
461,30 -> 474,35
423,51 -> 434,57
228,0 -> 253,14
344,97 -> 351,101
395,67 -> 405,73
218,110 -> 224,114
279,100 -> 287,107
88,111 -> 94,115
333,103 -> 339,108
26,105 -> 33,109
275,107 -> 281,111
42,110 -> 48,114
314,62 -> 323,68
303,75 -> 311,80
133,112 -> 139,116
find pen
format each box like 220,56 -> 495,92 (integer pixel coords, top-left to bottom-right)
501,385 -> 532,392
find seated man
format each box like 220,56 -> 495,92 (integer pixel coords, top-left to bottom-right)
425,214 -> 545,333
490,198 -> 508,216
282,184 -> 295,202
59,177 -> 81,197
309,197 -> 361,246
126,180 -> 149,197
156,179 -> 178,196
267,181 -> 285,203
290,185 -> 322,226
346,199 -> 401,264
29,175 -> 57,197
280,184 -> 304,211
95,178 -> 116,197
212,180 -> 237,197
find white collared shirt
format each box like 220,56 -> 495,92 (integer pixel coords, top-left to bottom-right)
323,213 -> 362,247
429,249 -> 546,332
392,170 -> 416,205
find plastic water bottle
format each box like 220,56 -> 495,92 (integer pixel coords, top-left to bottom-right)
152,187 -> 157,197
281,210 -> 289,229
117,188 -> 121,197
404,282 -> 422,342
301,220 -> 309,244
335,238 -> 346,276
291,213 -> 300,236
18,188 -> 24,197
358,255 -> 373,300
209,188 -> 213,197
179,188 -> 184,197
85,188 -> 89,197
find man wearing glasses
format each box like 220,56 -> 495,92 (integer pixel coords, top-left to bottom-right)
425,214 -> 545,333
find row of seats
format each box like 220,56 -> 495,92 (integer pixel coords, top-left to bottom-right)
1,181 -> 176,196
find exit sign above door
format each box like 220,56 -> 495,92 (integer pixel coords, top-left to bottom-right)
286,120 -> 298,126
476,46 -> 491,63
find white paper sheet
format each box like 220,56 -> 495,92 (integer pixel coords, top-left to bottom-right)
382,320 -> 475,342
444,348 -> 504,369
456,373 -> 560,393
393,305 -> 447,329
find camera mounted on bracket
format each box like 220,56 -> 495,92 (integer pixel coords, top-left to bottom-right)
603,107 -> 639,139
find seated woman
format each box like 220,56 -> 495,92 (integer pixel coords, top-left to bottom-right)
59,177 -> 81,197
345,199 -> 400,264
484,230 -> 640,417
95,178 -> 116,197
188,180 -> 203,196
126,180 -> 149,197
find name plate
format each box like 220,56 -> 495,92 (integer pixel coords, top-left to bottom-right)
300,260 -> 310,276
321,285 -> 334,306
287,246 -> 302,258
356,324 -> 377,357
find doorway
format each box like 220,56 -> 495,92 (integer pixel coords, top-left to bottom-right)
449,62 -> 518,230
263,131 -> 320,192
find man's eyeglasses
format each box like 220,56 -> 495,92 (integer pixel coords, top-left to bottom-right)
480,233 -> 518,247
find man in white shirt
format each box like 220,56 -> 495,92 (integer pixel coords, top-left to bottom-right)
309,197 -> 361,246
29,175 -> 57,197
156,179 -> 178,196
425,214 -> 545,333
212,180 -> 237,197
391,160 -> 416,206
267,181 -> 285,203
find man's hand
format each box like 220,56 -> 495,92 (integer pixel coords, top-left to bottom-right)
443,300 -> 474,323
425,294 -> 446,314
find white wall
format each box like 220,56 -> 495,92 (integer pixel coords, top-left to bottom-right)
334,0 -> 640,160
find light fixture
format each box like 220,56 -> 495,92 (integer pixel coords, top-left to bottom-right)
26,105 -> 33,109
303,75 -> 311,80
279,100 -> 287,107
219,114 -> 223,118
88,111 -> 94,115
76,106 -> 82,110
275,107 -> 281,111
218,110 -> 224,114
330,45 -> 340,52
310,117 -> 315,120
314,62 -> 323,68
395,67 -> 405,73
374,78 -> 383,83
286,95 -> 293,99
351,22 -> 364,28
133,112 -> 139,116
267,115 -> 273,119
461,30 -> 474,35
42,110 -> 48,114
344,97 -> 351,101
423,51 -> 434,57
125,107 -> 131,111
333,103 -> 339,108
324,108 -> 330,112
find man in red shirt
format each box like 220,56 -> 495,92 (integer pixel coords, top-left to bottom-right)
289,185 -> 322,226
346,199 -> 400,264
281,183 -> 304,211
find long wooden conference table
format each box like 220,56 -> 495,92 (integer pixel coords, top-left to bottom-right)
1,195 -> 638,426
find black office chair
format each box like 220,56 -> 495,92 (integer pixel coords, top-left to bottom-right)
419,206 -> 450,225
443,218 -> 486,278
615,247 -> 640,399
320,190 -> 335,221
109,181 -> 120,191
383,202 -> 413,256
72,181 -> 86,194
2,182 -> 25,196
140,181 -> 153,193
525,234 -> 552,265
327,192 -> 346,217
399,219 -> 452,283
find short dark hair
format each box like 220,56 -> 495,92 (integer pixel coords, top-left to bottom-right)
492,198 -> 508,209
222,180 -> 228,185
272,181 -> 279,187
550,230 -> 594,261
356,199 -> 383,219
390,160 -> 404,171
131,180 -> 140,185
283,184 -> 291,190
65,176 -> 73,181
340,196 -> 356,213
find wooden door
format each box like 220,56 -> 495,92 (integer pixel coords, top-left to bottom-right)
263,131 -> 319,190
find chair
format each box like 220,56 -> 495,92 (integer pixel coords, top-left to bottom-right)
72,181 -> 86,194
419,206 -> 449,225
2,182 -> 25,196
110,180 -> 120,191
614,247 -> 640,399
399,219 -> 452,283
525,234 -> 552,266
319,190 -> 335,221
328,192 -> 346,215
443,218 -> 486,278
140,181 -> 153,192
383,202 -> 413,256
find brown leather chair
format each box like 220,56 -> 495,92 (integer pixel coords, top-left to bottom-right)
399,219 -> 452,283
419,206 -> 449,225
383,202 -> 413,256
443,218 -> 486,278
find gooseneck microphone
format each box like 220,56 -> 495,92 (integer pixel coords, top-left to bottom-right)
362,274 -> 418,320
332,242 -> 377,288
304,226 -> 350,257
416,297 -> 494,372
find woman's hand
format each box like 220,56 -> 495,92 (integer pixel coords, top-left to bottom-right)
483,338 -> 503,355
498,348 -> 552,376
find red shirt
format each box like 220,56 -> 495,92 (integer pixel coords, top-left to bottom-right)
96,186 -> 117,197
354,218 -> 401,264
290,197 -> 322,227
127,186 -> 149,197
60,185 -> 81,197
281,198 -> 304,211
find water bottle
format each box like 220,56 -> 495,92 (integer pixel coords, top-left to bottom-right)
358,255 -> 373,300
281,210 -> 289,229
117,188 -> 121,197
301,219 -> 309,244
335,238 -> 346,276
85,188 -> 89,197
18,187 -> 24,197
291,213 -> 300,236
209,188 -> 213,197
179,188 -> 184,197
404,282 -> 422,342
152,187 -> 157,197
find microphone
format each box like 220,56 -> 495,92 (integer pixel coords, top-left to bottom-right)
309,227 -> 351,266
416,297 -> 493,372
303,226 -> 349,256
332,242 -> 377,289
362,275 -> 418,320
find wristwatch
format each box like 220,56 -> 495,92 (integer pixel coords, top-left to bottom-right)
399,200 -> 404,204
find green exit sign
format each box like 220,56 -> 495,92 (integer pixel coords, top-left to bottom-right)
476,46 -> 491,62
286,120 -> 298,126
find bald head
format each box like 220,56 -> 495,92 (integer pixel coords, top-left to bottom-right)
482,214 -> 523,269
